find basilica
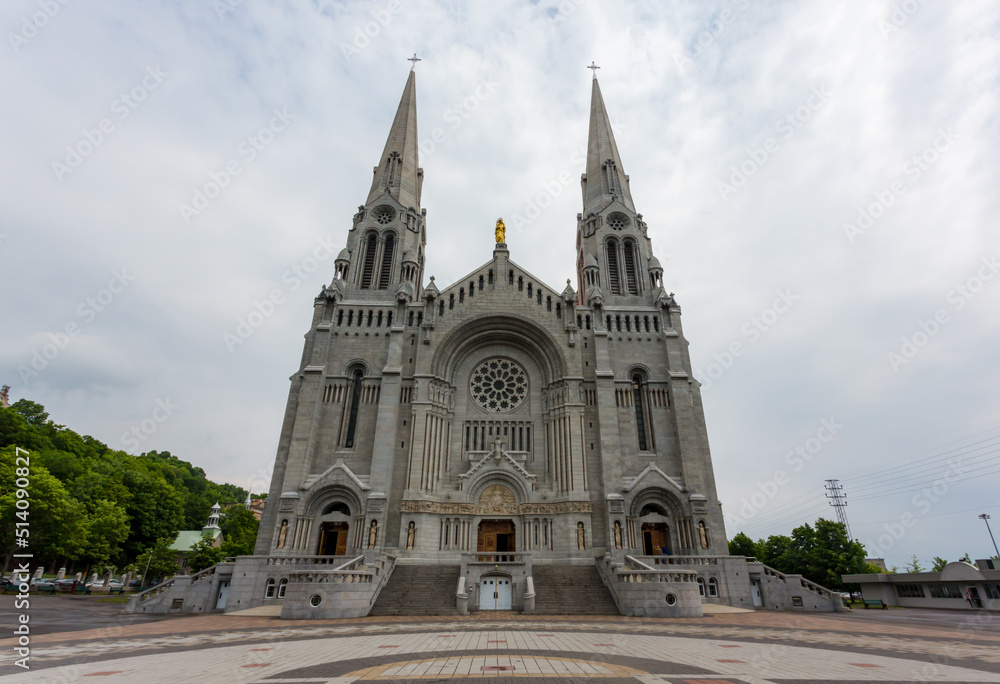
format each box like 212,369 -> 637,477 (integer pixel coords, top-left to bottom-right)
128,67 -> 844,618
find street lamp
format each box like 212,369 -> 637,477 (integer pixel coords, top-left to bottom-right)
980,514 -> 999,558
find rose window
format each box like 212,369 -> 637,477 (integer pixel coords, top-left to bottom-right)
374,206 -> 396,224
470,358 -> 528,412
607,213 -> 629,230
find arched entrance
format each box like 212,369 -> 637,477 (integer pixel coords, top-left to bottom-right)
480,574 -> 512,610
316,501 -> 351,556
641,522 -> 669,555
317,522 -> 348,556
477,520 -> 515,560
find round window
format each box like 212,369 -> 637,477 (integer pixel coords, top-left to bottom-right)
374,206 -> 396,224
665,593 -> 677,606
309,594 -> 322,607
470,358 -> 528,412
607,212 -> 629,230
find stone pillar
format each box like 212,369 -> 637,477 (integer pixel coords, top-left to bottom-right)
56,567 -> 66,580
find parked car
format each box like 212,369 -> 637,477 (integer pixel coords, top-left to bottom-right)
0,578 -> 18,593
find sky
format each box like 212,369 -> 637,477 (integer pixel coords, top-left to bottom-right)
1,0 -> 998,569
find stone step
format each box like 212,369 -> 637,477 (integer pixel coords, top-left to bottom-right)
369,564 -> 461,616
531,565 -> 620,615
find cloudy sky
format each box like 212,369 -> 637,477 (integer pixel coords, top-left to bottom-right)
2,1 -> 998,568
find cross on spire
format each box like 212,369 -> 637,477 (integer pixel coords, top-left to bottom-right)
408,53 -> 421,71
587,61 -> 600,79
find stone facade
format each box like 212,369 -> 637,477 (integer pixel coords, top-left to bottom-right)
127,70 -> 843,618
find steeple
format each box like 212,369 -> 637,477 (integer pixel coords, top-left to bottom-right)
366,69 -> 422,211
582,77 -> 634,215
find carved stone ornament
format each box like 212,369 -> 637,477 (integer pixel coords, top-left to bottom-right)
399,499 -> 592,515
477,485 -> 518,515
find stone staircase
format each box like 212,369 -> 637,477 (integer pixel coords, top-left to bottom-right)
369,564 -> 461,616
531,564 -> 621,615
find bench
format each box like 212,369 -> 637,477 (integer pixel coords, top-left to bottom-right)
110,586 -> 126,595
71,585 -> 91,595
36,585 -> 56,595
863,598 -> 887,610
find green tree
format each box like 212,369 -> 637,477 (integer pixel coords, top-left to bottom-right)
80,500 -> 130,569
138,537 -> 179,586
186,536 -> 224,572
728,532 -> 758,558
862,561 -> 887,574
753,519 -> 867,591
219,506 -> 259,557
931,556 -> 948,571
904,554 -> 924,573
10,399 -> 48,426
757,534 -> 792,568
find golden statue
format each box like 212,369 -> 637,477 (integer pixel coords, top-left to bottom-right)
494,218 -> 506,244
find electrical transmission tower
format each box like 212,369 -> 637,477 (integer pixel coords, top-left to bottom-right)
825,479 -> 852,539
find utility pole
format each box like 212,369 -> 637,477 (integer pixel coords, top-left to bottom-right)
980,514 -> 999,558
825,479 -> 852,540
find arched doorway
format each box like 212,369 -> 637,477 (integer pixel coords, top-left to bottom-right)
480,574 -> 512,610
641,523 -> 669,555
477,520 -> 515,560
317,502 -> 351,556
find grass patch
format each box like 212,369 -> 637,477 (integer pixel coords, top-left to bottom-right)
95,596 -> 129,604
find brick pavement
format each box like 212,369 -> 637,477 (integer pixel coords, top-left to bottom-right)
1,611 -> 999,683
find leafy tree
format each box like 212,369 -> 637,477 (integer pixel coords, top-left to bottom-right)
905,554 -> 924,573
749,519 -> 867,591
138,538 -> 179,586
931,556 -> 948,572
187,536 -> 224,572
10,399 -> 48,426
80,500 -> 130,569
862,561 -> 887,574
220,506 -> 259,557
757,534 -> 792,568
728,532 -> 757,558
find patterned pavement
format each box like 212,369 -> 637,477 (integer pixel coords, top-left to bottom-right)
2,609 -> 999,683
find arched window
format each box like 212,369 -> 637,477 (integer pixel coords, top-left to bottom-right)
377,232 -> 395,289
653,316 -> 660,332
708,577 -> 718,597
408,311 -> 414,326
632,373 -> 649,451
337,310 -> 344,326
623,240 -> 639,295
344,369 -> 364,448
439,301 -> 444,316
606,240 -> 621,295
360,233 -> 378,289
265,578 -> 276,598
697,577 -> 705,596
449,294 -> 454,310
347,310 -> 354,326
277,578 -> 288,599
555,303 -> 561,319
546,296 -> 552,311
518,276 -> 523,291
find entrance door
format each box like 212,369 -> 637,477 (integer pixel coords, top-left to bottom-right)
216,580 -> 230,610
641,523 -> 669,555
480,576 -> 512,610
750,579 -> 763,607
477,520 -> 515,561
968,586 -> 983,608
318,522 -> 349,556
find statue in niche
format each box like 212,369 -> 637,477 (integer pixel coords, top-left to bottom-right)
276,519 -> 288,549
613,520 -> 623,549
577,522 -> 586,550
367,519 -> 378,549
495,217 -> 506,244
406,521 -> 415,550
699,521 -> 710,549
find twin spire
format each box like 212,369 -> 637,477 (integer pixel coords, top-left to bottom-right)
365,63 -> 632,218
366,69 -> 422,211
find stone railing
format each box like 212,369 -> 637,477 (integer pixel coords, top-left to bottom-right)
618,555 -> 699,583
634,554 -> 720,567
798,576 -> 833,598
287,554 -> 378,584
266,555 -> 355,567
133,562 -> 220,602
463,552 -> 527,565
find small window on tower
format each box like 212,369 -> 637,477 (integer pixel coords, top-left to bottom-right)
373,206 -> 396,224
607,212 -> 629,230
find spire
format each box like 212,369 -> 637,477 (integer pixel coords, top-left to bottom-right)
583,77 -> 634,215
366,70 -> 422,211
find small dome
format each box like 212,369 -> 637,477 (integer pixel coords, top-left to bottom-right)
648,255 -> 662,270
336,248 -> 350,263
585,252 -> 599,268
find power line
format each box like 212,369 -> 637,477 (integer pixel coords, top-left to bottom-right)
825,479 -> 852,538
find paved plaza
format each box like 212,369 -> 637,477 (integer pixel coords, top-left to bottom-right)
1,597 -> 999,683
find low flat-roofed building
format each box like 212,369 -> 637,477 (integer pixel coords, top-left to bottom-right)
843,559 -> 1000,610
